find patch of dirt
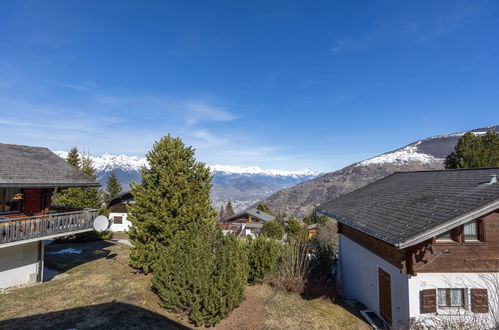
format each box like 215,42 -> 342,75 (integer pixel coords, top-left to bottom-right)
213,286 -> 266,330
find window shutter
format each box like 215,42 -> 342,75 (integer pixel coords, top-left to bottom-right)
421,289 -> 437,313
471,289 -> 489,313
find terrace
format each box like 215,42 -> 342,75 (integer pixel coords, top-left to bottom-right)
0,207 -> 98,248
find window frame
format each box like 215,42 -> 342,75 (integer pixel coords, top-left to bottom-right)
437,288 -> 467,310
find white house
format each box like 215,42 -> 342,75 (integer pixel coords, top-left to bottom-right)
107,191 -> 133,232
318,168 -> 499,329
0,143 -> 99,289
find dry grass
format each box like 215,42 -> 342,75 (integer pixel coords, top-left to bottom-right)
250,285 -> 370,330
0,239 -> 369,330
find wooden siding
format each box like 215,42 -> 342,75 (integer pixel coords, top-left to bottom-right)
340,210 -> 499,275
339,223 -> 404,270
414,211 -> 499,273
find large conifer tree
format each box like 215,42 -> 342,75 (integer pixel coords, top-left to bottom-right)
105,172 -> 122,199
128,135 -> 216,272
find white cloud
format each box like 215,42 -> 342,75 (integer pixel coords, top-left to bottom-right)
191,129 -> 228,144
185,102 -> 238,125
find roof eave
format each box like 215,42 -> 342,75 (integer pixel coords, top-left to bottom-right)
0,182 -> 100,188
316,207 -> 400,247
397,198 -> 499,249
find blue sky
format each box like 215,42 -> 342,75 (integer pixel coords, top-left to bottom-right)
0,1 -> 498,172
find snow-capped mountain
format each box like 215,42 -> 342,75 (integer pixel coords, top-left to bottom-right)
53,151 -> 320,211
260,125 -> 499,217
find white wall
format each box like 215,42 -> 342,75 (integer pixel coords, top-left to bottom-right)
339,234 -> 411,327
409,272 -> 499,328
109,212 -> 132,232
0,242 -> 41,289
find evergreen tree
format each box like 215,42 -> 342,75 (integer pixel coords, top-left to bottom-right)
128,135 -> 216,273
445,130 -> 499,169
302,209 -> 328,225
286,216 -> 308,242
80,152 -> 96,178
218,205 -> 225,221
52,149 -> 101,210
66,147 -> 80,168
262,221 -> 284,240
225,201 -> 235,217
247,236 -> 281,283
105,172 -> 122,199
152,225 -> 248,326
256,203 -> 274,215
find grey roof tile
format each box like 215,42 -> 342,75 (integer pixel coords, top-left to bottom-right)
318,168 -> 499,246
0,143 -> 99,187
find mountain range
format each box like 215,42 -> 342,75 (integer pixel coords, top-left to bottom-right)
260,125 -> 499,217
53,151 -> 320,212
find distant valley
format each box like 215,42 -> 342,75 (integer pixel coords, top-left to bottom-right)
53,151 -> 320,212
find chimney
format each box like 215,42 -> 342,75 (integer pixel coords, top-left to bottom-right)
488,175 -> 497,185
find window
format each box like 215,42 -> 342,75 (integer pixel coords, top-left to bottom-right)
436,230 -> 453,242
0,188 -> 22,213
464,220 -> 478,241
438,288 -> 465,308
113,216 -> 123,224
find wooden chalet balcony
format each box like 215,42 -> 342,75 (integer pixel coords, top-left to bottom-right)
0,208 -> 98,247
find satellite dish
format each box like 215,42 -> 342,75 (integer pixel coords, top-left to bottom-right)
93,215 -> 110,232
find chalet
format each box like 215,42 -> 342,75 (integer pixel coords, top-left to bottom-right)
317,168 -> 499,328
0,143 -> 100,289
223,207 -> 276,237
106,191 -> 133,232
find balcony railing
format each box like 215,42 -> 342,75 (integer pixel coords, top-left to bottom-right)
0,209 -> 98,245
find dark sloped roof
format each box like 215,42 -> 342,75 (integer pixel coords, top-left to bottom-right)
107,191 -> 134,207
317,168 -> 499,248
0,143 -> 99,188
225,207 -> 276,223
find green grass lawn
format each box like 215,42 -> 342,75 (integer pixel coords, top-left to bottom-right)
0,239 -> 369,330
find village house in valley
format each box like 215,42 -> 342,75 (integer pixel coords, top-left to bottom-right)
0,143 -> 100,289
318,168 -> 499,328
221,207 -> 276,237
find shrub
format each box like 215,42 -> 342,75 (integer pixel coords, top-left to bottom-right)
268,240 -> 311,294
247,236 -> 281,283
152,224 -> 247,327
262,221 -> 284,240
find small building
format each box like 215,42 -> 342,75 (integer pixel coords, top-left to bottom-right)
318,168 -> 499,328
223,207 -> 276,237
106,191 -> 133,232
0,143 -> 100,289
307,223 -> 319,238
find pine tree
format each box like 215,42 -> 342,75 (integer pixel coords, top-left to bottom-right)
128,135 -> 217,273
218,205 -> 225,221
445,130 -> 499,169
225,201 -> 235,217
105,172 -> 122,199
66,147 -> 81,168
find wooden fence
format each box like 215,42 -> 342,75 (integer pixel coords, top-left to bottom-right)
0,209 -> 98,245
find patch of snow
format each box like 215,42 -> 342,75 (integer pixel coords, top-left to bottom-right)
210,165 -> 320,177
358,145 -> 442,166
53,150 -> 321,178
48,248 -> 81,255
